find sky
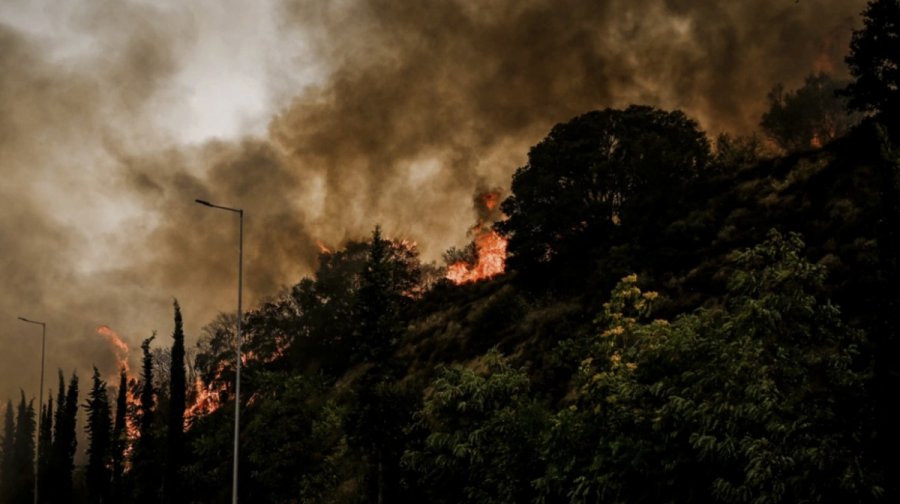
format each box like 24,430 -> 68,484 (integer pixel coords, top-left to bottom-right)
0,0 -> 867,407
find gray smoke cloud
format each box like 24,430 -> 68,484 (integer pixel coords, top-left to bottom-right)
0,0 -> 867,410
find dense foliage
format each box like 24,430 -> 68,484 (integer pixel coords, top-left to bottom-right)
2,2 -> 898,502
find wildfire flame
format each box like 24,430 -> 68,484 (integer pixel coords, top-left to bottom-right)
446,190 -> 508,284
97,325 -> 130,374
97,324 -> 228,430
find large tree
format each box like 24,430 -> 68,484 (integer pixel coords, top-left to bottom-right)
84,367 -> 112,503
12,393 -> 36,504
132,335 -> 159,504
37,395 -> 52,504
1,399 -> 16,503
842,0 -> 900,126
540,232 -> 880,502
497,106 -> 709,280
165,300 -> 186,503
761,73 -> 859,152
110,369 -> 128,502
49,372 -> 78,503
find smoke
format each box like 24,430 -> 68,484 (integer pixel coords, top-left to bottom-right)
0,0 -> 867,405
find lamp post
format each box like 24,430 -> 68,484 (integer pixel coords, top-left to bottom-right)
195,198 -> 243,504
17,316 -> 45,504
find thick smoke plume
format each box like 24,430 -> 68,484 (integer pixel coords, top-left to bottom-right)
0,0 -> 866,405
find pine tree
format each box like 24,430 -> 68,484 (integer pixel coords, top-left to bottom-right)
132,334 -> 159,504
348,226 -> 415,504
37,395 -> 52,504
12,392 -> 36,504
1,399 -> 16,503
84,367 -> 112,503
48,371 -> 66,503
46,373 -> 79,502
164,300 -> 186,503
110,369 -> 127,502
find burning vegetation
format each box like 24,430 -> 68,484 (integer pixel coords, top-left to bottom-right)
446,189 -> 508,284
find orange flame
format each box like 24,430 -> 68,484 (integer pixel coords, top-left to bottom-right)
447,190 -> 508,284
97,325 -> 130,374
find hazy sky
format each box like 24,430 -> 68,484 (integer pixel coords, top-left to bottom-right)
0,0 -> 866,406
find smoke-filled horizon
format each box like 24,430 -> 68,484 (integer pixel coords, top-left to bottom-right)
0,0 -> 866,406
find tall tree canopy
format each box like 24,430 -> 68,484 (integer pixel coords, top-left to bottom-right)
497,105 -> 709,277
84,367 -> 112,503
843,0 -> 900,126
761,73 -> 859,152
165,300 -> 187,503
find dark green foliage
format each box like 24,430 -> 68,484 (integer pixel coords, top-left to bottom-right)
403,350 -> 548,504
761,73 -> 860,152
12,393 -> 36,504
37,395 -> 51,503
48,371 -> 78,503
110,369 -> 127,502
842,0 -> 900,127
132,334 -> 159,504
540,234 -> 879,503
1,400 -> 14,502
497,105 -> 709,285
84,367 -> 111,503
242,372 -> 345,503
165,300 -> 186,503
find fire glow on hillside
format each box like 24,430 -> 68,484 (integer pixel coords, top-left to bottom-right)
446,190 -> 508,284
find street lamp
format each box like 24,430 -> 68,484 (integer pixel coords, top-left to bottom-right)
195,198 -> 243,504
17,316 -> 45,504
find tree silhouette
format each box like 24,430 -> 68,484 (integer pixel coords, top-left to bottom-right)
84,367 -> 112,503
110,369 -> 128,502
761,73 -> 859,152
1,399 -> 16,503
165,300 -> 186,503
497,106 -> 709,282
37,395 -> 52,504
49,371 -> 78,503
842,0 -> 900,128
12,393 -> 35,504
132,334 -> 159,504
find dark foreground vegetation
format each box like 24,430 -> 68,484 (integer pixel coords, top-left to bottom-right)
2,1 -> 899,502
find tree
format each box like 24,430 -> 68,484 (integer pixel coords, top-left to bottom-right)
842,0 -> 900,127
12,393 -> 36,504
241,372 -> 346,503
165,300 -> 186,503
110,369 -> 128,502
49,371 -> 78,503
1,399 -> 16,503
497,106 -> 709,280
402,351 -> 548,504
132,334 -> 159,504
37,395 -> 52,504
84,367 -> 112,503
761,73 -> 860,152
540,233 -> 881,503
345,226 -> 423,503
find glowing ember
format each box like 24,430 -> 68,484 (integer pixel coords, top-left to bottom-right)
446,190 -> 508,284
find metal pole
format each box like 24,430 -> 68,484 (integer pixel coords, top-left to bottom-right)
232,209 -> 243,504
195,199 -> 243,504
18,317 -> 45,504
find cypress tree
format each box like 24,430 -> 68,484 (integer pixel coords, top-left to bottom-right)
12,393 -> 36,504
37,395 -> 52,504
132,334 -> 158,504
57,373 -> 79,501
1,399 -> 15,503
110,369 -> 127,501
164,300 -> 186,503
84,367 -> 112,503
48,371 -> 66,503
